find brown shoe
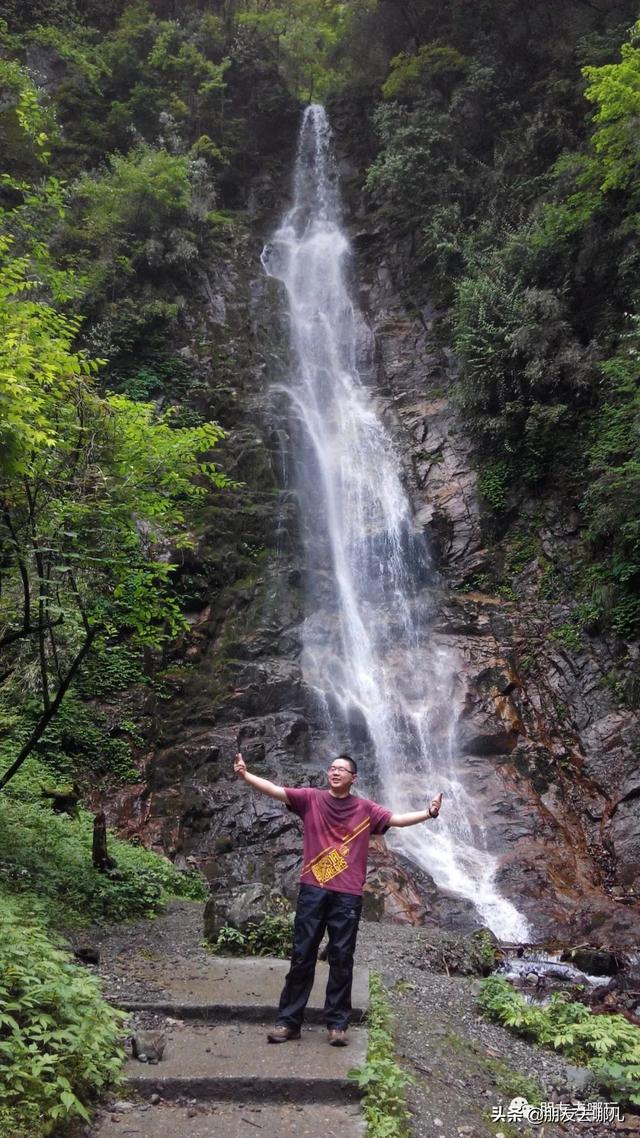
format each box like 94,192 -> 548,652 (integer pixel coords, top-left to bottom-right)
328,1028 -> 348,1046
267,1024 -> 301,1043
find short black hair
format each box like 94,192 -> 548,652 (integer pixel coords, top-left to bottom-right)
336,753 -> 357,775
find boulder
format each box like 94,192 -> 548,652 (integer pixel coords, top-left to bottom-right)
559,947 -> 622,976
412,927 -> 500,975
204,883 -> 291,942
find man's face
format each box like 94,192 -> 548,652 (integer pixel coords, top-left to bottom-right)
327,760 -> 356,792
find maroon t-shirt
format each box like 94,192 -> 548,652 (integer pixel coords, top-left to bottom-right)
285,787 -> 392,896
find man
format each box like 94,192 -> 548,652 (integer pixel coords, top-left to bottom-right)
233,750 -> 443,1047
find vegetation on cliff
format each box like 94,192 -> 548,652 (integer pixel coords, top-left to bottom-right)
357,0 -> 640,648
0,0 -> 314,796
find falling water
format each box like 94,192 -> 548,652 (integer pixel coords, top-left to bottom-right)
262,105 -> 529,941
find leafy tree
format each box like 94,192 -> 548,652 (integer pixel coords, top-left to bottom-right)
235,0 -> 345,99
533,20 -> 640,252
0,54 -> 54,178
57,143 -> 219,363
584,22 -> 640,198
0,236 -> 228,791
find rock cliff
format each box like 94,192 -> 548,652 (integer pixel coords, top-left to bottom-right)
102,109 -> 640,949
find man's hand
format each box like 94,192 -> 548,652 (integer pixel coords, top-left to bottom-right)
232,754 -> 289,803
428,792 -> 444,818
388,792 -> 445,828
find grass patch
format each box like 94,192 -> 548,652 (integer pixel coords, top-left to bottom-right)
349,971 -> 413,1137
0,759 -> 207,927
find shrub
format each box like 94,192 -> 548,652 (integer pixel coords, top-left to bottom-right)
0,895 -> 124,1138
478,975 -> 640,1107
208,912 -> 294,958
477,461 -> 511,513
0,776 -> 206,927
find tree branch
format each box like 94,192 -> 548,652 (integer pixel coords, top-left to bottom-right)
0,627 -> 97,793
0,615 -> 64,650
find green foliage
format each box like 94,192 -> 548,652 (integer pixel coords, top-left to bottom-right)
77,641 -> 145,697
0,768 -> 206,926
583,25 -> 640,198
549,621 -> 582,652
115,355 -> 203,402
0,222 -> 230,787
479,975 -> 640,1107
576,317 -> 640,637
208,912 -> 294,958
36,695 -> 138,782
0,55 -> 53,172
454,266 -> 584,479
67,144 -> 218,359
505,533 -> 539,574
76,144 -> 192,245
30,23 -> 110,92
382,41 -> 469,102
236,0 -> 345,100
0,894 -> 124,1138
531,22 -> 640,250
477,461 -> 511,513
348,971 -> 413,1138
0,233 -> 98,476
538,560 -> 561,601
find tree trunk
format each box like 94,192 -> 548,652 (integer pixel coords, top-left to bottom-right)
92,811 -> 117,872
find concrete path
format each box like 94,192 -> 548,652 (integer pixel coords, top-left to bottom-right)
117,956 -> 370,1023
96,1101 -> 364,1138
93,956 -> 369,1138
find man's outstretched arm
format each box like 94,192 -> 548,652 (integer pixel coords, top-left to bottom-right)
388,792 -> 444,828
233,752 -> 291,804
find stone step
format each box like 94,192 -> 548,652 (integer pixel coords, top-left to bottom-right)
116,957 -> 370,1024
123,1020 -> 367,1103
95,1100 -> 366,1138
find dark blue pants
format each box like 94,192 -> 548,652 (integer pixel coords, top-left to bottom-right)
277,883 -> 363,1030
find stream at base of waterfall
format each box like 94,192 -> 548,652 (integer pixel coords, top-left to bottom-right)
261,104 -> 529,942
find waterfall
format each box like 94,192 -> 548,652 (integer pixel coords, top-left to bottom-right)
262,104 -> 529,942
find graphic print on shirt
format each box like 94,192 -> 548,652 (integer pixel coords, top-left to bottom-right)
302,817 -> 371,885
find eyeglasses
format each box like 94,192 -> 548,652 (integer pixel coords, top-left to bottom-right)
328,765 -> 354,775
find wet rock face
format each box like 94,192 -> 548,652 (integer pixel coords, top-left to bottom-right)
351,221 -> 640,947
